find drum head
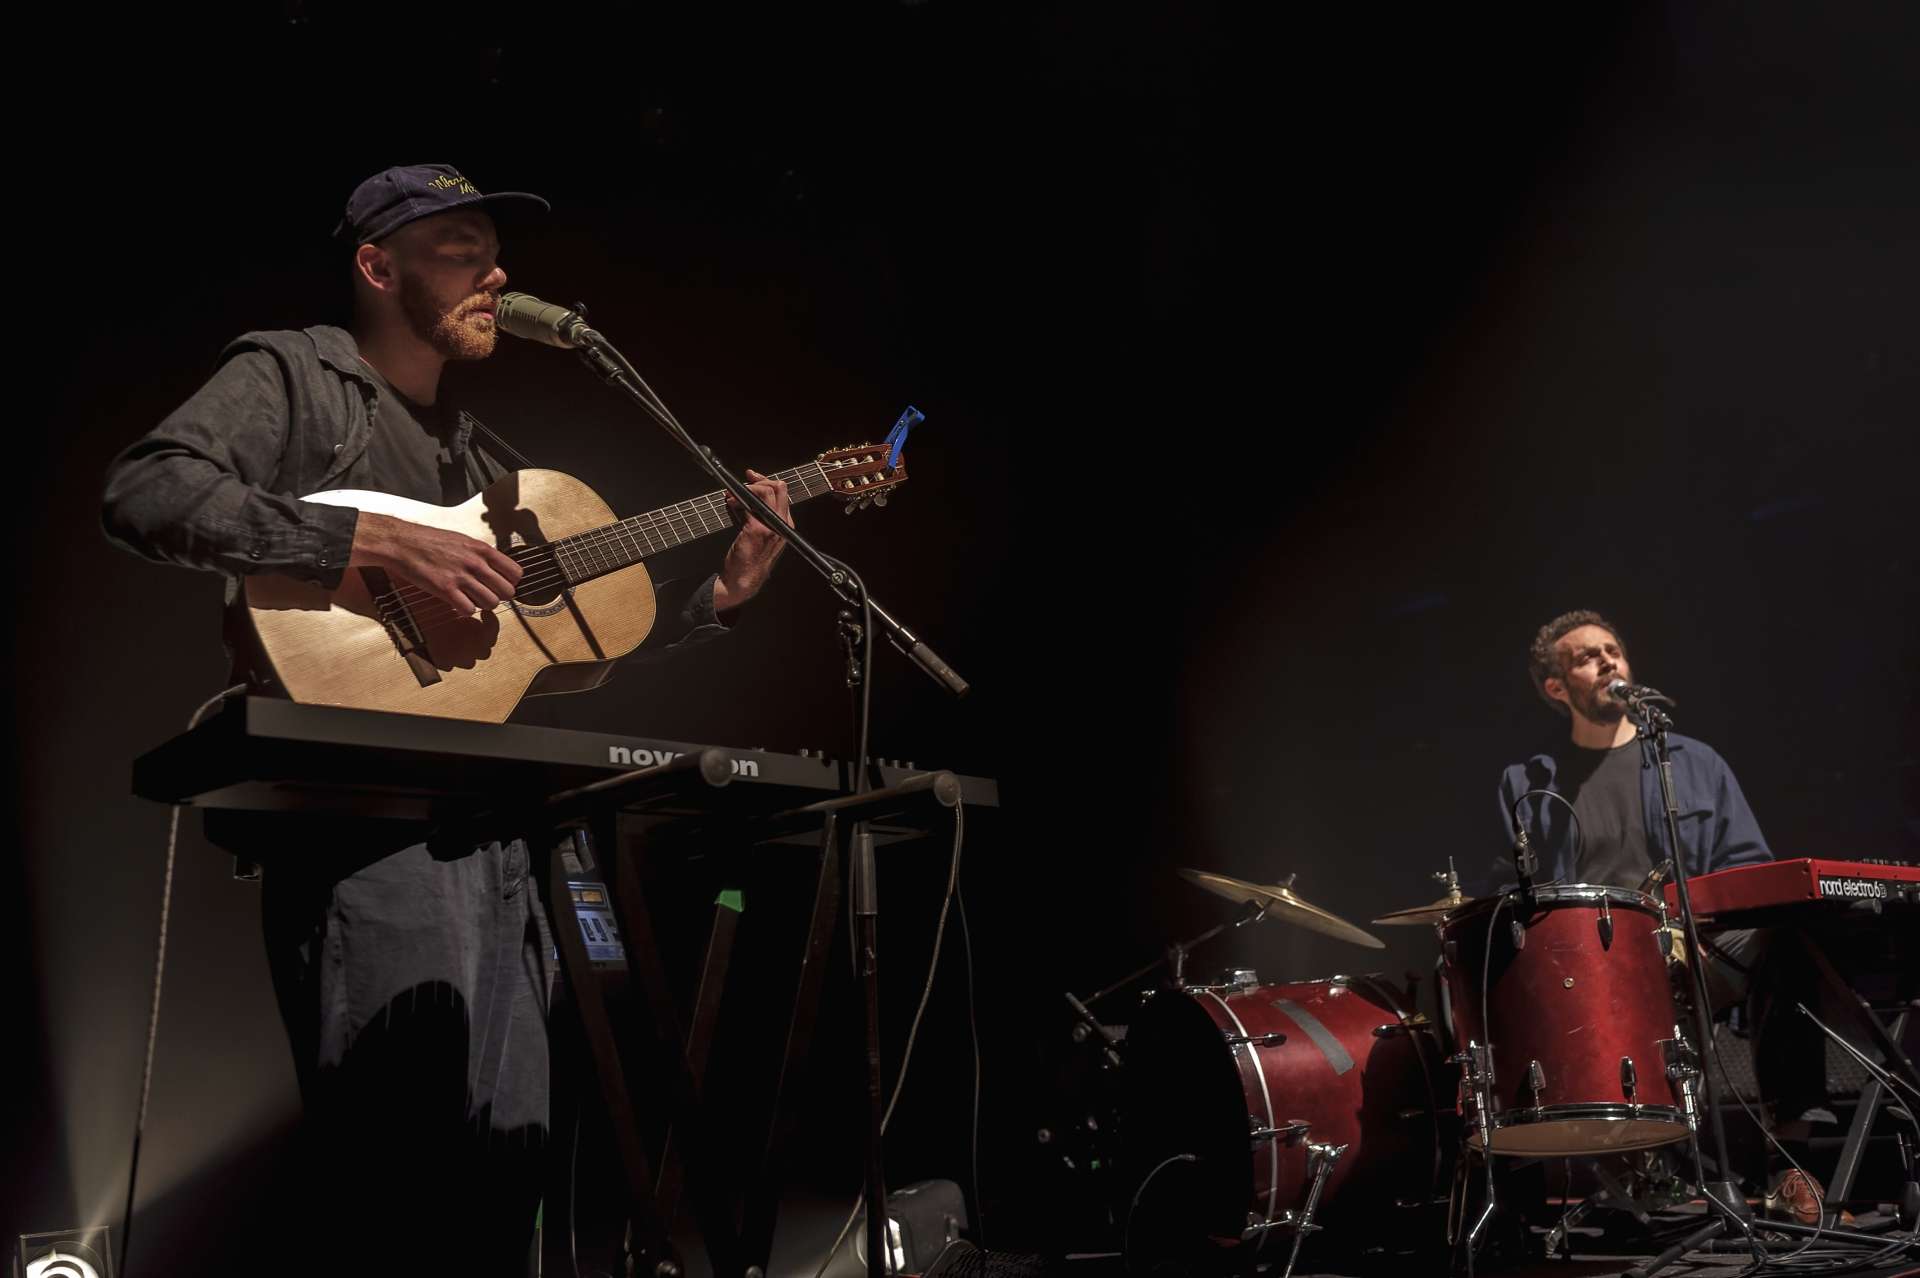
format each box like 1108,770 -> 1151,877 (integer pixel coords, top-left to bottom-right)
1122,990 -> 1256,1249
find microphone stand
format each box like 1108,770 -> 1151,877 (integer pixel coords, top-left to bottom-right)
565,321 -> 970,1278
1621,693 -> 1760,1278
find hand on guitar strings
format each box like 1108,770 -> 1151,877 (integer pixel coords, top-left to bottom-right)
713,468 -> 792,614
348,511 -> 525,615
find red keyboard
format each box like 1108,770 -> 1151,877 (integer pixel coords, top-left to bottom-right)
1664,858 -> 1920,919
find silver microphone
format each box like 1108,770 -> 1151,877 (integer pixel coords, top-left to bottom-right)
496,292 -> 597,349
1606,678 -> 1675,706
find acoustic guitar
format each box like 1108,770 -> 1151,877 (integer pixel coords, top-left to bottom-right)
243,444 -> 906,722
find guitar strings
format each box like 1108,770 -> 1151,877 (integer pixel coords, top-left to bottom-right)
362,460 -> 854,631
353,334 -> 880,634
365,466 -> 816,614
365,478 -> 793,619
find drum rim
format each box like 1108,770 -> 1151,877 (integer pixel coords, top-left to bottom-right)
1466,1102 -> 1691,1153
1447,882 -> 1661,923
1194,986 -> 1282,1247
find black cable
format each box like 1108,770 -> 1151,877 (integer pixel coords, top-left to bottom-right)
570,1103 -> 583,1278
812,801 -> 967,1278
1796,1002 -> 1920,1108
957,883 -> 983,1247
1122,1154 -> 1197,1277
1512,787 -> 1586,869
119,684 -> 245,1278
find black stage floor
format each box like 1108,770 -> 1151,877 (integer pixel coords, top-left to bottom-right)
654,1196 -> 1919,1278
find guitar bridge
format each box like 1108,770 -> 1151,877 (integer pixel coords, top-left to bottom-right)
362,567 -> 442,688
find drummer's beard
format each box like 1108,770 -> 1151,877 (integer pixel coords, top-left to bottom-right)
1570,680 -> 1627,726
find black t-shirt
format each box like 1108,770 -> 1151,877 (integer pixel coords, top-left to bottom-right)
1557,739 -> 1654,887
361,369 -> 471,506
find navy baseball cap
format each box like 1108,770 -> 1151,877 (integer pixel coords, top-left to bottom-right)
334,163 -> 550,244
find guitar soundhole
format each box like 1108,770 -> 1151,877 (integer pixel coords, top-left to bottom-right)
511,544 -> 568,608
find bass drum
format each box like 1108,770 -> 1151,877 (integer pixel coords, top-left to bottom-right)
1122,973 -> 1454,1269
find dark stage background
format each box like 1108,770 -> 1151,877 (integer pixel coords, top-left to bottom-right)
7,4 -> 1917,1273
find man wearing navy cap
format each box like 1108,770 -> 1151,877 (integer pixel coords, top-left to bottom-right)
102,164 -> 792,1274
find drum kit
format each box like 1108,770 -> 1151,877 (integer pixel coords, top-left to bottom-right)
1066,861 -> 1708,1275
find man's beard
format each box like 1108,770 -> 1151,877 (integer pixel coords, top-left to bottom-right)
398,271 -> 496,360
1573,682 -> 1627,725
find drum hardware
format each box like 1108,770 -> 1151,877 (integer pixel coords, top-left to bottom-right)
1220,967 -> 1260,993
1279,1142 -> 1347,1278
1227,1030 -> 1287,1048
1373,1012 -> 1431,1038
1250,1119 -> 1311,1144
1658,1031 -> 1702,1127
1620,1055 -> 1638,1103
1598,894 -> 1615,949
1373,860 -> 1477,927
1528,1060 -> 1548,1109
1070,888 -> 1272,1031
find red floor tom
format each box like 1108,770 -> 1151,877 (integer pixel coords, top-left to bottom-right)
1440,884 -> 1690,1157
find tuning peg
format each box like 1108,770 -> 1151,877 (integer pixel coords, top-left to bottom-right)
873,493 -> 888,507
842,502 -> 857,515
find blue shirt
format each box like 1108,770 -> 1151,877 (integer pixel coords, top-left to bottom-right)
1482,731 -> 1773,895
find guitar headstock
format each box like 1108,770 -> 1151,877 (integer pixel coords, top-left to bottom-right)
816,442 -> 909,512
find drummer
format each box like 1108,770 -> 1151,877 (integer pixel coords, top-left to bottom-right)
1489,609 -> 1833,1144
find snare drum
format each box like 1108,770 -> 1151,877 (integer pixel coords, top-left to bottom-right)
1441,884 -> 1691,1157
1123,973 -> 1452,1261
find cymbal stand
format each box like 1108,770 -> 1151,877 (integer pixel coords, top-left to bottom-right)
1075,898 -> 1270,1011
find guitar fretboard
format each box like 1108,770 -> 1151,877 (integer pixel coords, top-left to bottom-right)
549,463 -> 831,585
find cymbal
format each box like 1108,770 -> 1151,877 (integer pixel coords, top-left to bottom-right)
1372,890 -> 1475,926
1179,868 -> 1385,949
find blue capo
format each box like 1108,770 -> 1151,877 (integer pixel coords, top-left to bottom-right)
883,405 -> 923,469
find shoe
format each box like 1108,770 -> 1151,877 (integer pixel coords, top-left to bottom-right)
1764,1168 -> 1825,1226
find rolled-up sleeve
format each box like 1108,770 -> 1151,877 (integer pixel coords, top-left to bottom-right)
631,572 -> 731,662
102,349 -> 358,587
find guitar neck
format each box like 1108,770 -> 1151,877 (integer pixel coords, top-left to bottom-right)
550,462 -> 830,585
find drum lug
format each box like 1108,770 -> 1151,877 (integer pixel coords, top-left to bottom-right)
1374,1011 -> 1433,1038
1251,1118 -> 1311,1145
1527,1059 -> 1548,1109
1620,1055 -> 1638,1103
1598,896 -> 1615,949
1224,1030 -> 1286,1048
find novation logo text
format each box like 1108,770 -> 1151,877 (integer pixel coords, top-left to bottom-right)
607,745 -> 760,778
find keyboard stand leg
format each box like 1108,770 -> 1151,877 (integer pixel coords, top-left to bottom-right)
542,828 -> 682,1278
741,811 -> 850,1273
1829,1009 -> 1908,1204
601,813 -> 746,1278
656,884 -> 745,1224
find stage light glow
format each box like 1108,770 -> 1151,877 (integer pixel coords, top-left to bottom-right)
17,1228 -> 112,1278
28,1252 -> 101,1278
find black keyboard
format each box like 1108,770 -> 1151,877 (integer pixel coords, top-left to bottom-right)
133,696 -> 998,821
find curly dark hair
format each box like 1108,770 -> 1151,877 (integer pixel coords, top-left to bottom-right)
1528,610 -> 1628,717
